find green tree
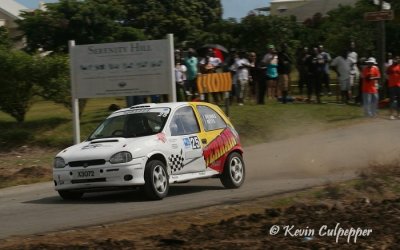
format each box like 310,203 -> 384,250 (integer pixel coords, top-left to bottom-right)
298,0 -> 400,57
235,15 -> 301,56
198,18 -> 240,50
17,0 -> 146,52
384,0 -> 400,55
17,0 -> 222,53
0,27 -> 12,49
34,53 -> 87,114
0,49 -> 36,122
123,0 -> 223,44
320,1 -> 377,57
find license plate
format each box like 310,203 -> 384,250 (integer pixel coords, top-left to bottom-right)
73,169 -> 99,179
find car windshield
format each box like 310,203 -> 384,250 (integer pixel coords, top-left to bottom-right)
88,107 -> 170,140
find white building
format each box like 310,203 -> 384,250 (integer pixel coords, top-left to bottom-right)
269,0 -> 310,15
0,0 -> 30,47
267,0 -> 358,22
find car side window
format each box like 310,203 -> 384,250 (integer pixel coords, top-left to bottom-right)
170,106 -> 200,136
197,105 -> 227,131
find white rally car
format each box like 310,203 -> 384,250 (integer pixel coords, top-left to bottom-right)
53,102 -> 245,200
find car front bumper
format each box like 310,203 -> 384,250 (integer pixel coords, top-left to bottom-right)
53,157 -> 147,191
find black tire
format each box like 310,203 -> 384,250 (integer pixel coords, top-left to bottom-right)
220,152 -> 245,189
58,190 -> 83,200
144,160 -> 169,200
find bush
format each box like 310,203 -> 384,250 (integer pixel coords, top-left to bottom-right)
0,129 -> 34,148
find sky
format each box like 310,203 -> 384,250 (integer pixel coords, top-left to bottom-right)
16,0 -> 270,19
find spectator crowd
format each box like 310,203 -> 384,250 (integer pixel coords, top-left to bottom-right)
171,42 -> 400,119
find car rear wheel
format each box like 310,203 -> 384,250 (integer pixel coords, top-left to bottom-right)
220,152 -> 245,189
58,190 -> 84,200
144,160 -> 169,200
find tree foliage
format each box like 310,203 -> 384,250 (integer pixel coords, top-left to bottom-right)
318,3 -> 376,57
35,54 -> 86,113
17,0 -> 146,52
123,0 -> 222,44
297,0 -> 400,57
17,0 -> 223,52
237,15 -> 300,55
0,49 -> 36,122
0,27 -> 12,49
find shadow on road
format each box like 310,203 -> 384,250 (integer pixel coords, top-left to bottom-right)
23,184 -> 225,204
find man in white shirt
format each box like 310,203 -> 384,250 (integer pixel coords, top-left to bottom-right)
175,59 -> 187,101
331,51 -> 353,104
233,51 -> 251,105
348,42 -> 360,103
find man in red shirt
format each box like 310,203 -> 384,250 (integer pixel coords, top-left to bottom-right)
386,56 -> 400,119
361,57 -> 381,117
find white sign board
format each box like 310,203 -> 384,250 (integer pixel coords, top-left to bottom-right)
71,39 -> 173,98
69,35 -> 175,144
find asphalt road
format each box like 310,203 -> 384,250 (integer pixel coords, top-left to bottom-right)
0,119 -> 399,239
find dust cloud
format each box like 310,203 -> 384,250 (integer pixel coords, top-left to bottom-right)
244,119 -> 400,180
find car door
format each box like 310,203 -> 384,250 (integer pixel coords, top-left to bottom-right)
194,105 -> 230,171
167,106 -> 206,174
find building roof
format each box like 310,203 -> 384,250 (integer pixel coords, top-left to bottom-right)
276,0 -> 358,22
0,0 -> 29,20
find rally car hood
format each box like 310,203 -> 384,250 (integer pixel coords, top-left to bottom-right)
57,136 -> 154,162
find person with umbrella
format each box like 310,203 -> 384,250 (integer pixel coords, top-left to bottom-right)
199,48 -> 223,103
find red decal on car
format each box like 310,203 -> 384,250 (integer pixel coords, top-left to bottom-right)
203,128 -> 237,170
156,133 -> 167,143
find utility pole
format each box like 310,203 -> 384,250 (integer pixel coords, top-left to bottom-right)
364,1 -> 394,97
364,0 -> 394,92
377,0 -> 386,96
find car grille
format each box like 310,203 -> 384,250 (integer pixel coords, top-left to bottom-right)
68,159 -> 106,167
71,178 -> 106,184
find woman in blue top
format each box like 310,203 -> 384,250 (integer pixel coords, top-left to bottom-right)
266,48 -> 279,100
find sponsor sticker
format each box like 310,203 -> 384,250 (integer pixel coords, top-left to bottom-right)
156,133 -> 167,143
183,138 -> 191,148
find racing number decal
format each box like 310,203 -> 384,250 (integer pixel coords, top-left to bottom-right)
184,136 -> 201,150
189,136 -> 201,149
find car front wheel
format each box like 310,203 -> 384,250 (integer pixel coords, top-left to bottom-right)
220,152 -> 245,189
144,160 -> 169,200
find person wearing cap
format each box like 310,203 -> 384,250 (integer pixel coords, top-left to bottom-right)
361,57 -> 381,117
386,56 -> 400,119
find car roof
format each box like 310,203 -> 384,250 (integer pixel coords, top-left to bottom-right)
112,102 -> 219,114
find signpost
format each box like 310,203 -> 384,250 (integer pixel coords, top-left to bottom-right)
69,34 -> 175,144
364,10 -> 394,21
364,2 -> 394,96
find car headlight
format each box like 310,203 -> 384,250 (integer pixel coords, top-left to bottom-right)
110,151 -> 132,164
54,157 -> 66,168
